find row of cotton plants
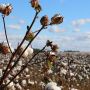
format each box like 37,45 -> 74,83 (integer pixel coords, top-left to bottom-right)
0,51 -> 90,90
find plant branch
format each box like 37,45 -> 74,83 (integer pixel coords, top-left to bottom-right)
0,11 -> 39,85
0,26 -> 44,86
3,44 -> 47,88
2,15 -> 12,54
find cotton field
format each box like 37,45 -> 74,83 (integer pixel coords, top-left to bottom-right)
0,52 -> 90,90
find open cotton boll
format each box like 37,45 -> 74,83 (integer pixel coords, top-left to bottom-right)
60,68 -> 67,75
21,80 -> 27,87
27,46 -> 33,55
2,41 -> 9,47
2,41 -> 14,53
71,88 -> 78,90
15,83 -> 22,90
61,62 -> 68,67
28,79 -> 34,85
19,44 -> 33,58
45,82 -> 61,90
25,68 -> 29,73
50,51 -> 56,56
0,69 -> 2,77
7,82 -> 14,88
23,50 -> 29,57
47,69 -> 53,74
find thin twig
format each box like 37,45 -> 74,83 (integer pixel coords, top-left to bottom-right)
0,26 -> 44,86
2,15 -> 12,54
3,45 -> 47,88
0,11 -> 39,85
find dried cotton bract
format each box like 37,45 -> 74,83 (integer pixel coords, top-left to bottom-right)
30,0 -> 41,12
51,14 -> 63,25
0,3 -> 12,16
31,0 -> 38,8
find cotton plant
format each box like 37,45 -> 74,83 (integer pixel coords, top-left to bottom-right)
0,0 -> 63,89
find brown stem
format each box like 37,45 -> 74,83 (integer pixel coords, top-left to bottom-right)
0,11 -> 39,85
3,44 -> 47,88
0,26 -> 44,87
2,15 -> 12,54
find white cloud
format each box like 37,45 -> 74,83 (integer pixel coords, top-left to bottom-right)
49,26 -> 65,33
19,20 -> 25,25
72,18 -> 90,27
7,24 -> 21,30
74,28 -> 80,32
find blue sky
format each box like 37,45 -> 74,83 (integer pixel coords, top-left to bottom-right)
0,0 -> 90,51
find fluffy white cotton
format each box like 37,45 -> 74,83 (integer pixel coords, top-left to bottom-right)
15,83 -> 22,90
0,69 -> 2,77
50,51 -> 56,56
71,88 -> 78,90
21,80 -> 27,87
45,82 -> 61,90
47,69 -> 53,74
61,62 -> 68,67
20,44 -> 33,58
2,41 -> 14,52
60,68 -> 67,75
28,79 -> 34,85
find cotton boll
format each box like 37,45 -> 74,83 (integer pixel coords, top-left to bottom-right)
60,68 -> 67,75
28,79 -> 34,85
61,62 -> 68,67
27,46 -> 33,55
45,82 -> 57,90
52,86 -> 61,90
18,44 -> 33,58
50,51 -> 56,56
21,80 -> 27,87
2,41 -> 8,47
71,88 -> 78,90
47,69 -> 53,74
23,50 -> 29,57
26,75 -> 30,78
7,82 -> 14,89
2,41 -> 14,53
39,81 -> 45,87
15,83 -> 22,90
45,82 -> 61,90
18,61 -> 22,66
0,69 -> 2,77
25,68 -> 29,73
15,76 -> 20,80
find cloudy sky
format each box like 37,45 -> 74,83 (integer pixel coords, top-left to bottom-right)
0,0 -> 90,51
